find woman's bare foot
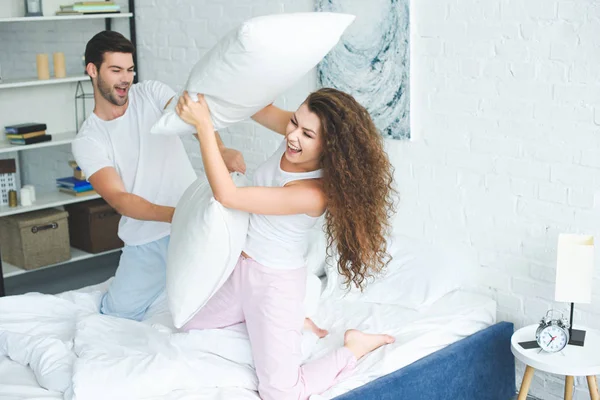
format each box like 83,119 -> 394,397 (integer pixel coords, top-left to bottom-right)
343,329 -> 395,360
304,317 -> 329,338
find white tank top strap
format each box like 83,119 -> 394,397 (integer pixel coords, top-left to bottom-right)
279,168 -> 323,187
276,139 -> 323,186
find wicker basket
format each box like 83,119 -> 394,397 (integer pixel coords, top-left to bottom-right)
0,208 -> 71,270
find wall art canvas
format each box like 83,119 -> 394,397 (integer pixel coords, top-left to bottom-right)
316,0 -> 410,140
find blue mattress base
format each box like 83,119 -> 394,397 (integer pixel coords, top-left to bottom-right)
333,321 -> 516,400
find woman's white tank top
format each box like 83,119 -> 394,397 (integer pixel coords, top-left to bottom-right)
243,139 -> 323,269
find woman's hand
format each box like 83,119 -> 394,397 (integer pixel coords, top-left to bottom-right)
176,91 -> 213,132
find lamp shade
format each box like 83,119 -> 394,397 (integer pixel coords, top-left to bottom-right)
555,234 -> 594,304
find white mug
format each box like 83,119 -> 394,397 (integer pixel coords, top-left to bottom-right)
22,185 -> 36,202
20,187 -> 32,206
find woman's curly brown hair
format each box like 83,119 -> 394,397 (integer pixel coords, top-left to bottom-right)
306,87 -> 397,290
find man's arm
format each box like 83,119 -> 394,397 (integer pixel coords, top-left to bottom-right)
214,131 -> 226,151
89,167 -> 174,223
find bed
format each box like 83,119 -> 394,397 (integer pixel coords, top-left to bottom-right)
0,277 -> 515,400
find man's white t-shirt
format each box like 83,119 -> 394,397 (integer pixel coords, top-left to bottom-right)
72,80 -> 197,246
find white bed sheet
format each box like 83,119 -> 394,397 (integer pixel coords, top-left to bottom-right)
311,290 -> 496,399
0,279 -> 495,400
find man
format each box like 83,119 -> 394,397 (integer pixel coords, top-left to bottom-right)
73,30 -> 245,321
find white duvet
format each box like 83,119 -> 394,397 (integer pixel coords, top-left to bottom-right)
0,280 -> 495,400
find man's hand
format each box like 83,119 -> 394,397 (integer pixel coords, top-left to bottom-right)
192,131 -> 246,174
166,207 -> 175,224
221,147 -> 246,174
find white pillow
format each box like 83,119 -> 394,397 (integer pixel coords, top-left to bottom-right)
151,12 -> 355,135
167,173 -> 250,329
321,235 -> 477,310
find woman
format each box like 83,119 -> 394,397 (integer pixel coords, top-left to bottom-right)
176,88 -> 396,400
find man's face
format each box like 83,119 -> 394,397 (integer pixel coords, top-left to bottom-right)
94,52 -> 135,107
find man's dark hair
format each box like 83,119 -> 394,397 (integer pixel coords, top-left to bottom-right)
85,30 -> 135,72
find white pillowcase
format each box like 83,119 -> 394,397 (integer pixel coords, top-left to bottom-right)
151,12 -> 355,135
321,235 -> 477,310
167,173 -> 250,329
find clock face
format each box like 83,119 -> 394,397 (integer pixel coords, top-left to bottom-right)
538,325 -> 568,353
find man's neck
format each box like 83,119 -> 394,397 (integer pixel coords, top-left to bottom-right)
93,90 -> 129,121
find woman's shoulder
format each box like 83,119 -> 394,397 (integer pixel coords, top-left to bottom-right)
284,179 -> 326,217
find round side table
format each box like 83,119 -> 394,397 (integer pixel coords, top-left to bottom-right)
511,324 -> 600,400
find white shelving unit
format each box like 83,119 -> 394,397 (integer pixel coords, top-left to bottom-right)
0,76 -> 86,155
3,247 -> 122,278
0,131 -> 77,154
0,191 -> 100,218
0,13 -> 133,23
0,75 -> 89,90
0,9 -> 136,292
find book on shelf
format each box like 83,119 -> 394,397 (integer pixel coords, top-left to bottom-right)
58,10 -> 121,14
4,123 -> 47,135
57,183 -> 93,193
55,176 -> 92,189
60,4 -> 120,13
56,182 -> 93,194
75,1 -> 117,5
5,130 -> 46,140
10,135 -> 52,145
59,187 -> 97,197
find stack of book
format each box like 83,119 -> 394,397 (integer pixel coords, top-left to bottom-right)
57,1 -> 121,15
56,177 -> 96,197
4,123 -> 52,145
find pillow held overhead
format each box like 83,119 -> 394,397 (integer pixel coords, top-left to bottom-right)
151,12 -> 355,135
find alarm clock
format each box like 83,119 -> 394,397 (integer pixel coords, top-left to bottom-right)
535,310 -> 570,353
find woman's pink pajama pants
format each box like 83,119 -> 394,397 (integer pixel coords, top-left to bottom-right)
181,254 -> 357,400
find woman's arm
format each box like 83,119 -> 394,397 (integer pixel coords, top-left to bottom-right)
176,92 -> 325,216
251,104 -> 293,136
219,183 -> 325,216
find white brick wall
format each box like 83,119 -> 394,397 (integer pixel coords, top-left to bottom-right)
409,1 -> 600,398
3,0 -> 600,398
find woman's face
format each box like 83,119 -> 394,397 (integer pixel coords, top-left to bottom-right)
284,103 -> 324,171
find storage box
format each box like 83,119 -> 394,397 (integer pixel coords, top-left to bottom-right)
0,208 -> 71,270
65,199 -> 123,253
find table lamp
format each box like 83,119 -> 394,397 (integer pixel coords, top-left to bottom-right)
555,234 -> 595,347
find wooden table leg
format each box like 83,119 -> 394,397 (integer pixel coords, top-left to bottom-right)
565,376 -> 574,400
587,376 -> 599,400
518,366 -> 535,400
